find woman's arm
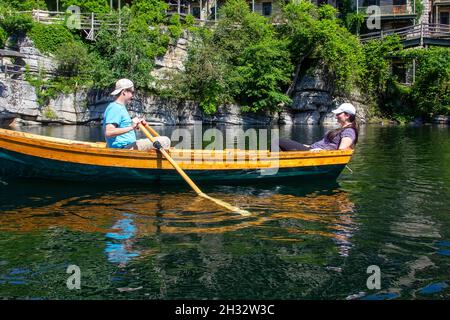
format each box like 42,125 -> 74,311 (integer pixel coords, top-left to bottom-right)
338,137 -> 353,150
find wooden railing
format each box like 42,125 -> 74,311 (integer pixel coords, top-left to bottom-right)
359,23 -> 450,43
358,5 -> 414,16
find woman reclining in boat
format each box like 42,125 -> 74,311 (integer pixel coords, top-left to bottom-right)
277,103 -> 358,151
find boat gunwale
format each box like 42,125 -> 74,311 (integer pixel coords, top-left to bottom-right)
0,128 -> 354,162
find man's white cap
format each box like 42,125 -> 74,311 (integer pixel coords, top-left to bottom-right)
111,78 -> 134,96
332,103 -> 356,115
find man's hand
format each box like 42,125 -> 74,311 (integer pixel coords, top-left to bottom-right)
132,117 -> 142,129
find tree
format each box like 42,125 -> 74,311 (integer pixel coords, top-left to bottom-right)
182,0 -> 293,113
406,48 -> 450,117
278,2 -> 365,97
60,0 -> 110,13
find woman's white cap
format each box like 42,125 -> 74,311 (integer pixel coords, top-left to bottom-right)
111,78 -> 134,95
332,103 -> 356,115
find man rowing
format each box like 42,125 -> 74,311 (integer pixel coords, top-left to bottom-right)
103,78 -> 171,151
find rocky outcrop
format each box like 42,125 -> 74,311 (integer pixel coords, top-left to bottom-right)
17,36 -> 57,75
0,78 -> 278,126
289,64 -> 370,125
151,35 -> 189,82
1,34 -> 372,127
433,115 -> 450,124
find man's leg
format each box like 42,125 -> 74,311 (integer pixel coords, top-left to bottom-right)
133,136 -> 171,151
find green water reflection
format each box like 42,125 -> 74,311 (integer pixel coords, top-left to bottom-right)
0,124 -> 449,299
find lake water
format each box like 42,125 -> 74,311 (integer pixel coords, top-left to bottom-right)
0,124 -> 449,299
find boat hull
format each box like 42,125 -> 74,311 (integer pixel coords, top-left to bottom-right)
0,148 -> 345,182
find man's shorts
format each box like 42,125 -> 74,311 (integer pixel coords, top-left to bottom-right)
126,136 -> 171,151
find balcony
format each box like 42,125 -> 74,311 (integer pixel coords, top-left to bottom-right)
358,4 -> 416,18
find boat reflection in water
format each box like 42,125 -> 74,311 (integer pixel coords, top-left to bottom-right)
0,179 -> 357,268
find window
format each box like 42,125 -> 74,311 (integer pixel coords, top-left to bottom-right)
393,0 -> 406,5
262,2 -> 272,16
192,7 -> 200,19
363,0 -> 379,6
441,12 -> 449,25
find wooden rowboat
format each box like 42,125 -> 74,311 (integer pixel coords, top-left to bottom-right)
0,128 -> 353,182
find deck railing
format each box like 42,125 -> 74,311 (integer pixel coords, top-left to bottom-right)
359,23 -> 450,43
358,5 -> 414,16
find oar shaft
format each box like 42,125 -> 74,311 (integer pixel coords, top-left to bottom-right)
138,124 -> 203,195
144,124 -> 160,137
137,123 -> 251,216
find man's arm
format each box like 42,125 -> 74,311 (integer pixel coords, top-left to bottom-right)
104,117 -> 142,138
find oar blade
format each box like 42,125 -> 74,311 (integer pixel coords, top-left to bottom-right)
199,193 -> 251,216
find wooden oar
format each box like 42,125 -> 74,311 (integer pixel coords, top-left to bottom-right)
138,123 -> 251,216
143,123 -> 160,137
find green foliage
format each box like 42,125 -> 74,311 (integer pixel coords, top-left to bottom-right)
0,26 -> 7,48
90,1 -> 172,91
55,41 -> 92,79
276,1 -> 317,64
345,12 -> 365,34
363,38 -> 449,119
0,0 -> 47,10
24,66 -> 55,106
27,22 -> 74,54
180,35 -> 232,114
0,11 -> 33,35
317,3 -> 337,20
42,106 -> 58,120
131,0 -> 168,23
233,37 -> 293,112
403,48 -> 450,117
279,3 -> 364,96
184,14 -> 195,28
60,0 -> 110,13
414,0 -> 424,23
168,14 -> 183,39
179,0 -> 293,113
362,35 -> 403,100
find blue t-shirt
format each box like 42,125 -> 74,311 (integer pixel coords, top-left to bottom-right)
310,127 -> 356,150
103,102 -> 136,148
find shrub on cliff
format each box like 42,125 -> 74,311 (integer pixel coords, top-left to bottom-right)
0,11 -> 33,35
0,0 -> 47,10
27,22 -> 75,54
60,0 -> 110,13
180,0 -> 293,114
403,47 -> 450,117
55,41 -> 92,79
278,2 -> 365,98
0,27 -> 7,48
362,35 -> 403,101
89,0 -> 177,90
